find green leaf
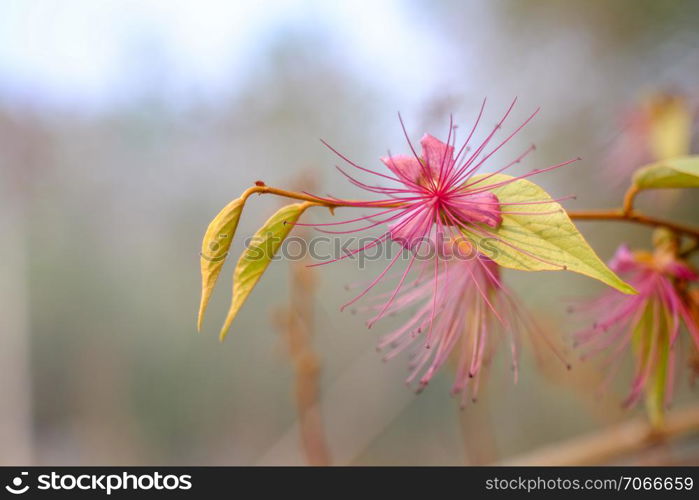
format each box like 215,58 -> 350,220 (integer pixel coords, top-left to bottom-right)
219,203 -> 307,340
198,197 -> 246,331
632,156 -> 699,190
460,174 -> 636,294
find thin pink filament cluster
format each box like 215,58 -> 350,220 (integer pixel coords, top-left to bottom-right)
359,255 -> 567,405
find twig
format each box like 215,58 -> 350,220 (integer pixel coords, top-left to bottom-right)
243,183 -> 401,209
568,210 -> 699,240
622,185 -> 639,215
501,404 -> 699,466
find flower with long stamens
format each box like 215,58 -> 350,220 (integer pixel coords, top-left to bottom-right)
302,99 -> 579,323
287,100 -> 583,397
572,233 -> 699,423
363,238 -> 569,406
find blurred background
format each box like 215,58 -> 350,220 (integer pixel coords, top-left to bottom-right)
1,0 -> 698,465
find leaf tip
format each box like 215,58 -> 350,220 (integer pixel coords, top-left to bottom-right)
197,301 -> 205,332
197,288 -> 212,332
218,309 -> 236,342
218,326 -> 230,342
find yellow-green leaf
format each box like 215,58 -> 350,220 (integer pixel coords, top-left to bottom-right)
198,197 -> 246,331
219,203 -> 307,340
461,174 -> 636,294
632,156 -> 699,190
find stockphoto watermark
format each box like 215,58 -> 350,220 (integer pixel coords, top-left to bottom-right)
3,471 -> 192,496
201,234 -> 501,268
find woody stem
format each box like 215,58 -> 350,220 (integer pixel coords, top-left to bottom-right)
567,210 -> 699,240
243,184 -> 403,208
622,185 -> 639,215
502,403 -> 699,465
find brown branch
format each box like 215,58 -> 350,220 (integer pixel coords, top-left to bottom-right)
568,210 -> 699,240
501,404 -> 699,466
275,307 -> 331,465
243,183 -> 401,209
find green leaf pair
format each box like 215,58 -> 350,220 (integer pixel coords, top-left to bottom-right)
198,198 -> 307,340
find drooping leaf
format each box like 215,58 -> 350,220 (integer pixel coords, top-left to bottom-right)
632,156 -> 699,190
198,197 -> 246,331
219,203 -> 307,340
460,174 -> 636,294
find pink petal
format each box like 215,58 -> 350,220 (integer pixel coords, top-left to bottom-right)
420,134 -> 455,178
380,154 -> 423,184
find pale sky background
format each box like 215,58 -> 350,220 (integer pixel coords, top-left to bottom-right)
0,0 -> 463,111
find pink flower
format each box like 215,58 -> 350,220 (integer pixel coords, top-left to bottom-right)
573,243 -> 699,410
305,99 -> 578,316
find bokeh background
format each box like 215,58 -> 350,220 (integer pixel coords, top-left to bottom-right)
1,0 -> 698,465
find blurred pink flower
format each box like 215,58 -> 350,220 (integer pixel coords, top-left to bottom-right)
573,243 -> 699,412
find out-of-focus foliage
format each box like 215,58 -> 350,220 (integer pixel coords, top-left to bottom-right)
633,156 -> 699,190
647,95 -> 692,161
